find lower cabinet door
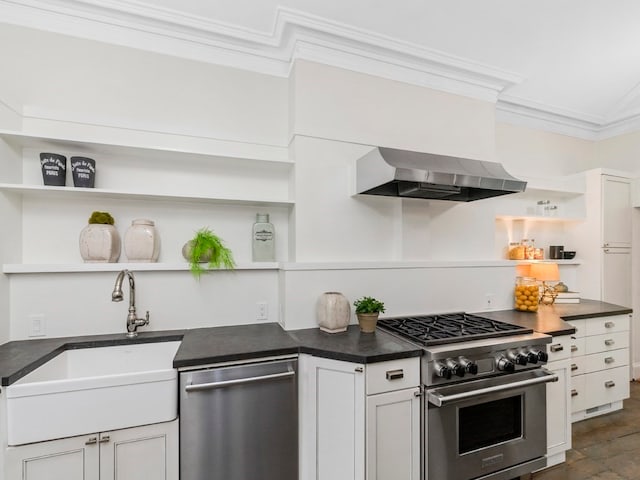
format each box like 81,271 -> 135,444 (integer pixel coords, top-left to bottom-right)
5,434 -> 99,480
99,420 -> 179,480
366,388 -> 421,480
545,360 -> 571,464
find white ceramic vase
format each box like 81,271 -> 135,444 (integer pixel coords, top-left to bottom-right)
317,292 -> 351,333
79,224 -> 121,263
124,219 -> 160,262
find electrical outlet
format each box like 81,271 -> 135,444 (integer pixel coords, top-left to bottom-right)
485,294 -> 495,310
257,302 -> 268,321
28,314 -> 46,337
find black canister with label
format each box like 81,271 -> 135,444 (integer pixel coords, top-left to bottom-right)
40,153 -> 67,186
70,156 -> 96,188
549,245 -> 564,259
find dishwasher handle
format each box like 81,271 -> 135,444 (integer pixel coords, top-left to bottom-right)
185,370 -> 295,392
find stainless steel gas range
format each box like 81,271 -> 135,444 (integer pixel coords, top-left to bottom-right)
377,312 -> 558,480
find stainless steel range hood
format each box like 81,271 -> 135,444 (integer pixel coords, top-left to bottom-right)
356,147 -> 526,202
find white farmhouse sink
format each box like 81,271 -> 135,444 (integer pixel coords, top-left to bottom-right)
6,341 -> 181,446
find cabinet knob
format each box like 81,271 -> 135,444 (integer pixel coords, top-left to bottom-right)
605,339 -> 615,346
85,436 -> 98,445
605,321 -> 615,329
571,389 -> 578,397
604,357 -> 615,364
605,381 -> 616,388
386,369 -> 404,380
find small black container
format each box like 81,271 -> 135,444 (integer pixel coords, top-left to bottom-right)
40,153 -> 67,186
70,156 -> 96,188
549,245 -> 564,259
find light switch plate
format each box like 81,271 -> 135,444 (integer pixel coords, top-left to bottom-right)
28,314 -> 46,337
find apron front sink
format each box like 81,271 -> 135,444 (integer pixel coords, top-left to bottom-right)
6,341 -> 181,445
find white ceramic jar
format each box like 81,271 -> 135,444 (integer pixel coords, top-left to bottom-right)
124,219 -> 160,262
79,224 -> 121,262
316,292 -> 351,333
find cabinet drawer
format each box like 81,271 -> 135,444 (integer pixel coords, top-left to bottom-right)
570,375 -> 586,413
366,358 -> 420,395
583,367 -> 630,410
566,319 -> 586,338
584,349 -> 629,373
585,315 -> 630,336
570,337 -> 586,357
569,357 -> 585,377
585,331 -> 629,354
547,336 -> 571,362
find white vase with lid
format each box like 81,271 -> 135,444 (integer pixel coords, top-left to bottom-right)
124,219 -> 160,262
316,292 -> 351,333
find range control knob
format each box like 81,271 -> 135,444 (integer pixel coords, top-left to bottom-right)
458,357 -> 478,375
525,350 -> 539,364
530,349 -> 549,363
506,350 -> 528,366
496,356 -> 515,373
434,362 -> 452,380
446,359 -> 465,378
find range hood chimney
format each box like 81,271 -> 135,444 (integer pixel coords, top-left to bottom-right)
356,147 -> 526,202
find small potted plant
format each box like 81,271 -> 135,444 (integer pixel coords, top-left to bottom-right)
79,211 -> 121,263
182,227 -> 236,279
353,296 -> 385,333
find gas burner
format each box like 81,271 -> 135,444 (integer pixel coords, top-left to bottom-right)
377,312 -> 531,347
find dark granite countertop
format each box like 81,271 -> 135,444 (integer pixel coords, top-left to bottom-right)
0,322 -> 422,387
474,299 -> 632,336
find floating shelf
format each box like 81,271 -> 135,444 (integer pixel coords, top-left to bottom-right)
2,262 -> 280,274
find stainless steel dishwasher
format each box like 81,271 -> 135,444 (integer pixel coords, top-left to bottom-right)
179,357 -> 298,480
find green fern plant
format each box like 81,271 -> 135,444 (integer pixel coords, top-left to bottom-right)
185,228 -> 235,279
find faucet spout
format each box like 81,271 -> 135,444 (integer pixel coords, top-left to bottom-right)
111,270 -> 150,337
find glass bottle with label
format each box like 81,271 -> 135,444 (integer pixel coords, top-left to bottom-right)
252,213 -> 275,262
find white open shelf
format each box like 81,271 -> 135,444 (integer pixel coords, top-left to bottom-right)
2,262 -> 279,274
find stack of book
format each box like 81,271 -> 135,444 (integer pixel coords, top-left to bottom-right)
555,291 -> 580,304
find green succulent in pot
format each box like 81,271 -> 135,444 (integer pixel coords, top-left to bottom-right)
183,227 -> 236,279
353,296 -> 385,333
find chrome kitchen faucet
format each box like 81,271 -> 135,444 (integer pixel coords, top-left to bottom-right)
111,269 -> 150,337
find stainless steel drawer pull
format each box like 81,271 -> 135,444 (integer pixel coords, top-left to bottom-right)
550,344 -> 563,352
605,357 -> 615,364
386,369 -> 404,380
571,364 -> 578,371
99,435 -> 110,443
185,371 -> 295,392
605,321 -> 615,328
85,436 -> 98,445
571,345 -> 578,352
354,367 -> 364,373
414,388 -> 422,397
571,389 -> 578,397
605,381 -> 616,388
605,339 -> 615,346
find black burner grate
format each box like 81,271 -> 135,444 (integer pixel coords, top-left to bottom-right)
377,312 -> 532,346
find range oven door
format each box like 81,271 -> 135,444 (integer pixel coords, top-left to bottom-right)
427,369 -> 557,480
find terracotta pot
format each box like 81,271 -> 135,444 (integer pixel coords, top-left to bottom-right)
79,224 -> 121,263
317,292 -> 351,333
356,313 -> 379,333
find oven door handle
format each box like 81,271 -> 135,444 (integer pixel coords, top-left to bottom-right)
427,370 -> 558,407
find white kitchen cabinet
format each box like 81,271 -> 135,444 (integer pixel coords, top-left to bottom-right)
543,335 -> 572,469
602,176 -> 632,248
5,419 -> 178,480
567,314 -> 631,421
0,130 -> 292,271
299,354 -> 420,480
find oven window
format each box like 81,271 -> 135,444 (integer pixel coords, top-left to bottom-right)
458,395 -> 522,454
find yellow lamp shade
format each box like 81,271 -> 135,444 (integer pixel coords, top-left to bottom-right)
529,262 -> 560,282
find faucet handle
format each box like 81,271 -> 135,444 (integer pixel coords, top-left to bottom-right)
144,311 -> 150,325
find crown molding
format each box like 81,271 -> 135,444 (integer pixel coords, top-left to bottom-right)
0,0 -> 522,102
3,0 -> 640,139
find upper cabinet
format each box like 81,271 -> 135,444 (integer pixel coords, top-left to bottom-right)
601,175 -> 631,248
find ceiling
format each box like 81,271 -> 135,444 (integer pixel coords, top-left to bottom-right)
3,0 -> 640,140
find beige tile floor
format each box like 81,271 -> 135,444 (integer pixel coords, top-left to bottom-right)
531,380 -> 640,480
